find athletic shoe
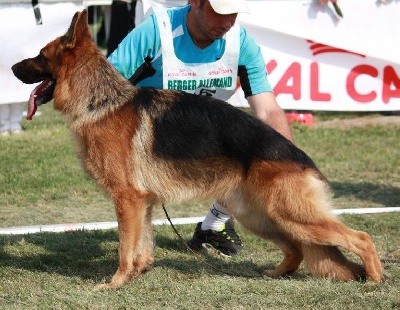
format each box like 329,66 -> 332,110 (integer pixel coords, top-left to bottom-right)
187,220 -> 242,256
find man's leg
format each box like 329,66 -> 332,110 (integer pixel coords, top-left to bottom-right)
187,201 -> 242,256
0,104 -> 11,135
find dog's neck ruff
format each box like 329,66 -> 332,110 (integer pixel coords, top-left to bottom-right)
59,55 -> 136,130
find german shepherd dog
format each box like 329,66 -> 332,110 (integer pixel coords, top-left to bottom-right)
12,10 -> 383,289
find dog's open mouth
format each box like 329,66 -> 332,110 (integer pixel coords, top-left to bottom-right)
27,79 -> 55,120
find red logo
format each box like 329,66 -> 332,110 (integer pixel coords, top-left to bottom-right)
307,39 -> 365,58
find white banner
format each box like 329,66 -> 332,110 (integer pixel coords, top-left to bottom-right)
137,0 -> 400,111
235,0 -> 400,111
243,27 -> 400,111
0,2 -> 84,104
2,0 -> 399,111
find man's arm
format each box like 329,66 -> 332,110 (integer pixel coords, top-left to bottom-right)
108,14 -> 160,81
247,92 -> 294,143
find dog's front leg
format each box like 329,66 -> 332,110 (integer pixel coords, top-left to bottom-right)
133,204 -> 155,273
96,193 -> 148,290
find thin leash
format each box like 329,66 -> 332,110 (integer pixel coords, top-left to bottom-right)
162,204 -> 263,279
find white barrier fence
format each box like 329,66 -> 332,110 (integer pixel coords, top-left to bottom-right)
1,207 -> 399,235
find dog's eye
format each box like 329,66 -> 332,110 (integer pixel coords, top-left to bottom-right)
36,53 -> 47,64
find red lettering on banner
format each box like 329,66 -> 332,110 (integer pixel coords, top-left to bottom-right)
382,66 -> 400,103
266,60 -> 399,106
347,65 -> 378,103
266,60 -> 277,74
310,62 -> 331,101
273,62 -> 301,100
267,61 -> 330,101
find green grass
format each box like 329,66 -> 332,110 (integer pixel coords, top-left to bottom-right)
0,105 -> 399,309
0,221 -> 399,309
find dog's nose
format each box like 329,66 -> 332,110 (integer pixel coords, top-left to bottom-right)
11,63 -> 19,75
11,63 -> 24,79
11,63 -> 26,81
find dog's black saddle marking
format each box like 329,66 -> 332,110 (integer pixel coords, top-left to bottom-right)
134,88 -> 317,172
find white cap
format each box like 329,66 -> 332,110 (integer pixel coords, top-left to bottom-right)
208,0 -> 249,15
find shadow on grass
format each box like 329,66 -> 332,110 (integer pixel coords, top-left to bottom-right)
331,181 -> 400,207
0,229 -> 297,283
0,230 -> 119,282
153,234 -> 286,279
155,232 -> 308,281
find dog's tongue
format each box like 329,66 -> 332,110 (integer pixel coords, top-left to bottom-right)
27,80 -> 51,120
27,88 -> 39,121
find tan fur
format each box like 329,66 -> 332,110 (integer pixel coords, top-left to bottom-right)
12,10 -> 384,289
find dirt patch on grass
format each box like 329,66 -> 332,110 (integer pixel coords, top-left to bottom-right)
313,115 -> 400,129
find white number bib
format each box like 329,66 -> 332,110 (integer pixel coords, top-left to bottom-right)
154,7 -> 240,101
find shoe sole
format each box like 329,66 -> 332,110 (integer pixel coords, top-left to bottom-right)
201,243 -> 233,258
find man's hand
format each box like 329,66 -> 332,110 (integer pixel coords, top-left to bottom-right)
321,0 -> 342,18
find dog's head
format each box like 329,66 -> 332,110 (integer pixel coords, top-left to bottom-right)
11,10 -> 92,120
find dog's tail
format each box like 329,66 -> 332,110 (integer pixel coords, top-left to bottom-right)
302,244 -> 366,281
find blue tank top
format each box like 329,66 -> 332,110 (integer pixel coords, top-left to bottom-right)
108,4 -> 272,97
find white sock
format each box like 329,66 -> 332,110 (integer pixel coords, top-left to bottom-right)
201,201 -> 231,231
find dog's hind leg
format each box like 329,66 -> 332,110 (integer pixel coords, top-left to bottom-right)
297,222 -> 383,282
228,197 -> 303,277
266,172 -> 384,282
262,233 -> 303,277
96,191 -> 150,290
301,244 -> 366,281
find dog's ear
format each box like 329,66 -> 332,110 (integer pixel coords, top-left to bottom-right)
63,10 -> 91,49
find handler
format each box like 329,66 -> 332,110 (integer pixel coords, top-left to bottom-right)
108,0 -> 294,256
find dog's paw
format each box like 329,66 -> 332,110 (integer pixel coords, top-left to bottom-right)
262,268 -> 294,278
94,272 -> 132,290
367,272 -> 385,283
94,281 -> 123,290
263,269 -> 280,278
